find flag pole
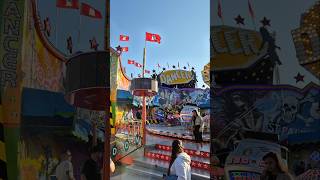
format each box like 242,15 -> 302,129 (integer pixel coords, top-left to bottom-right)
143,38 -> 146,78
103,0 -> 111,179
248,0 -> 256,30
56,7 -> 59,46
78,10 -> 82,50
218,0 -> 224,25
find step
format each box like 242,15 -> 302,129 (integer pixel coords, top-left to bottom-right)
145,151 -> 210,172
155,144 -> 210,159
133,158 -> 210,180
126,164 -> 164,180
149,149 -> 210,164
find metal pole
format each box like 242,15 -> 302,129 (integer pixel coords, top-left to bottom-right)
103,0 -> 110,179
143,47 -> 146,77
142,96 -> 147,147
142,40 -> 147,149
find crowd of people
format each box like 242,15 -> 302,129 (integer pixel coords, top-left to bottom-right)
54,147 -> 115,180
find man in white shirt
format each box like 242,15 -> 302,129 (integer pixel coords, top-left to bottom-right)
55,150 -> 75,180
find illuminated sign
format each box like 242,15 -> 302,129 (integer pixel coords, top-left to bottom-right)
291,2 -> 320,79
159,70 -> 194,85
292,27 -> 320,64
210,26 -> 264,70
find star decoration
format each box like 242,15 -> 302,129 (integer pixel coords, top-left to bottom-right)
197,163 -> 202,168
234,14 -> 245,25
294,73 -> 304,83
152,69 -> 156,73
183,66 -> 187,69
163,68 -> 166,71
191,67 -> 195,70
116,45 -> 122,52
261,17 -> 271,26
172,65 -> 176,68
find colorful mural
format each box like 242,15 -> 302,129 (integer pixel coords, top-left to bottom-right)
21,0 -> 65,92
152,87 -> 210,109
212,83 -> 320,146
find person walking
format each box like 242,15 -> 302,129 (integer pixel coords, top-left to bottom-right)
81,146 -> 102,180
55,150 -> 75,180
192,110 -> 203,153
261,152 -> 294,180
165,140 -> 191,180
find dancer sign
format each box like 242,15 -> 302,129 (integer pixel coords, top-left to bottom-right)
159,70 -> 194,85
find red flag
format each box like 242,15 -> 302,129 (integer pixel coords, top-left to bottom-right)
248,0 -> 255,18
121,47 -> 128,52
128,59 -> 135,64
218,0 -> 222,19
146,32 -> 161,44
120,35 -> 129,41
56,0 -> 79,9
145,70 -> 150,74
157,63 -> 161,68
135,62 -> 142,68
80,3 -> 102,19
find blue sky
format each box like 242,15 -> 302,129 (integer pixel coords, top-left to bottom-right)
38,0 -> 106,54
211,0 -> 319,88
110,0 -> 210,88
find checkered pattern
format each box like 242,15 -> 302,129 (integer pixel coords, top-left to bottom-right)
155,144 -> 210,158
145,151 -> 210,171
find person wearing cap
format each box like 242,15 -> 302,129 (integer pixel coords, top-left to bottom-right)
55,150 -> 75,180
